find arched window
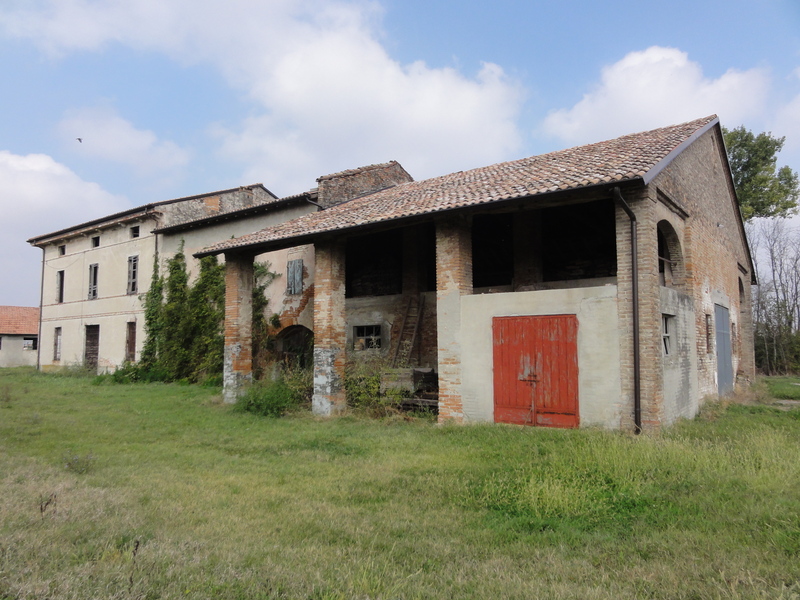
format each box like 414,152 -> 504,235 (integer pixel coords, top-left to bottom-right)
657,220 -> 686,290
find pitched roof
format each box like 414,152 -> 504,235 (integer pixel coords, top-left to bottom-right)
0,306 -> 40,335
197,115 -> 718,257
28,183 -> 278,246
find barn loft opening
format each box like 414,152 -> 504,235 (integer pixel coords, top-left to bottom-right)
346,230 -> 403,297
541,199 -> 617,282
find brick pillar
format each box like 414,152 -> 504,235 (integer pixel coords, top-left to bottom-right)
312,241 -> 346,415
223,253 -> 254,404
435,216 -> 472,422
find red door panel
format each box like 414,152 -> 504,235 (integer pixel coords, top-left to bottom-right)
493,315 -> 579,428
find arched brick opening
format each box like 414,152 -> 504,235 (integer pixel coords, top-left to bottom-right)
276,324 -> 313,368
657,220 -> 687,291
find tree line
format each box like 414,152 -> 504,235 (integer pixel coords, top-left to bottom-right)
724,126 -> 800,373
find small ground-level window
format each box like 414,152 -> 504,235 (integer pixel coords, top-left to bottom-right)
23,337 -> 37,351
354,325 -> 382,350
662,314 -> 673,356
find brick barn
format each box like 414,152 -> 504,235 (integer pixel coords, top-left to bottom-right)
198,115 -> 755,432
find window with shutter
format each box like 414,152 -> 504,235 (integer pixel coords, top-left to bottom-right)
88,263 -> 99,299
287,259 -> 303,295
127,256 -> 139,294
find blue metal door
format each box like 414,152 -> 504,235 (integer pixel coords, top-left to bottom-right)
715,304 -> 733,395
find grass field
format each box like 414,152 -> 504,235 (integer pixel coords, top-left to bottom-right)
1,368 -> 800,599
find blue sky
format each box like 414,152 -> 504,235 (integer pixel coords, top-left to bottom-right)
1,0 -> 799,306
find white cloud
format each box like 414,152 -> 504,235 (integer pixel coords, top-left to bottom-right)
58,106 -> 190,175
0,151 -> 129,306
773,91 -> 800,162
0,0 -> 524,193
541,46 -> 770,145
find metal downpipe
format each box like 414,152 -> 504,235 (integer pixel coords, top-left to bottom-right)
613,187 -> 642,434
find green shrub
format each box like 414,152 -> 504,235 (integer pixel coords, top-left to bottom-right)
344,355 -> 408,416
237,378 -> 301,417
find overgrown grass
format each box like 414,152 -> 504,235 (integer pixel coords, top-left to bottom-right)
764,375 -> 800,400
1,366 -> 800,599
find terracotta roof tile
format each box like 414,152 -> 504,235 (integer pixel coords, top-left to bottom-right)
199,115 -> 717,256
0,306 -> 40,335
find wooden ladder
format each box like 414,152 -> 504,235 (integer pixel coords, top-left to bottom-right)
391,294 -> 425,367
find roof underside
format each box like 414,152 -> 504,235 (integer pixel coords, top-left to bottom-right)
198,115 -> 718,257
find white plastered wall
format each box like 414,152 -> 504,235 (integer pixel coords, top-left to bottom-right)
458,285 -> 624,428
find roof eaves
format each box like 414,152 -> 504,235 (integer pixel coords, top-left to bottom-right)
194,177 -> 642,258
27,206 -> 158,245
641,117 -> 719,185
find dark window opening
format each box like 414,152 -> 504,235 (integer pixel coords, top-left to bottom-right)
91,236 -> 100,248
354,325 -> 382,350
23,337 -> 37,351
346,230 -> 403,297
58,245 -> 66,256
56,270 -> 65,303
541,199 -> 617,281
473,213 -> 514,288
658,228 -> 672,286
417,223 -> 437,292
662,314 -> 673,356
130,226 -> 140,239
286,259 -> 304,295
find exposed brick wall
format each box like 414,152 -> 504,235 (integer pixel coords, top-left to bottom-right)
223,253 -> 254,403
653,127 -> 755,397
317,162 -> 414,209
435,215 -> 473,422
615,185 -> 664,432
312,241 -> 347,414
160,186 -> 274,229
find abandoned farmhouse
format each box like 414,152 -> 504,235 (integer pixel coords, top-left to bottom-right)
29,115 -> 755,431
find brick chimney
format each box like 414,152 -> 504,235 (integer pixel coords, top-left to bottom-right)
316,161 -> 413,209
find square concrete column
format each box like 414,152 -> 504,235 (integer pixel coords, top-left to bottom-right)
312,241 -> 347,415
223,252 -> 254,404
435,216 -> 473,422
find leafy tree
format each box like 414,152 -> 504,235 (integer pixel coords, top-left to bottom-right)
723,126 -> 799,220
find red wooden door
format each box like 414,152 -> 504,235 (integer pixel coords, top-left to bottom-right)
493,315 -> 579,428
